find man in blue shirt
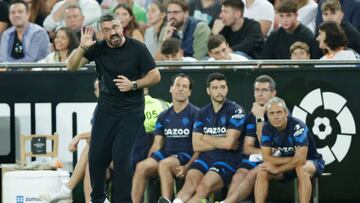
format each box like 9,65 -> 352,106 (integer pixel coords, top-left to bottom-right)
221,75 -> 277,203
173,72 -> 246,203
255,97 -> 324,203
0,0 -> 50,62
131,73 -> 199,203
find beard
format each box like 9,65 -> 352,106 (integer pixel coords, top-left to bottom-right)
106,33 -> 123,47
169,18 -> 184,29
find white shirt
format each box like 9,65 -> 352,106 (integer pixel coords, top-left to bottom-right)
243,0 -> 275,35
159,57 -> 203,69
317,49 -> 359,68
206,53 -> 250,69
320,50 -> 359,60
298,0 -> 318,34
43,0 -> 101,31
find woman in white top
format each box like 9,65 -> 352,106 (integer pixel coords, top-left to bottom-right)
144,2 -> 166,56
40,27 -> 79,63
317,21 -> 359,61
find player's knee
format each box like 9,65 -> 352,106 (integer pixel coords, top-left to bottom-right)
234,168 -> 249,180
135,161 -> 149,175
159,158 -> 172,167
303,164 -> 315,177
195,181 -> 211,196
184,175 -> 199,188
245,168 -> 258,183
256,169 -> 269,181
158,160 -> 171,172
296,165 -> 311,179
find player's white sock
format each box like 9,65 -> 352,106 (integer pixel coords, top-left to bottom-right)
173,198 -> 184,203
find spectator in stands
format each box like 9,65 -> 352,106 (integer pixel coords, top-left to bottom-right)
206,34 -> 249,69
39,27 -> 79,63
114,3 -> 144,42
212,0 -> 264,59
101,0 -> 147,24
316,0 -> 360,31
188,0 -> 221,28
160,0 -> 211,60
290,41 -> 311,60
243,0 -> 275,37
26,0 -> 49,26
320,0 -> 360,54
262,0 -> 318,59
144,2 -> 166,56
63,4 -> 85,40
0,0 -> 9,39
159,38 -> 202,69
220,75 -> 277,203
317,21 -> 359,60
0,0 -> 50,62
254,97 -> 324,203
132,74 -> 199,203
43,0 -> 101,32
173,73 -> 246,203
297,0 -> 317,34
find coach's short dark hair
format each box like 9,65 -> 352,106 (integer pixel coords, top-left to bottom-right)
171,73 -> 193,90
98,14 -> 117,30
207,72 -> 227,87
254,75 -> 276,91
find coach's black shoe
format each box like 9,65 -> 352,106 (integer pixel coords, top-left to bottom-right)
158,196 -> 171,203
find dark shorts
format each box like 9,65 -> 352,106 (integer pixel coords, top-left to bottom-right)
283,158 -> 325,180
190,154 -> 243,185
132,150 -> 148,170
237,157 -> 261,170
132,131 -> 153,170
151,150 -> 193,165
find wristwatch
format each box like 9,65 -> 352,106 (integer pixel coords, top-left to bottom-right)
256,117 -> 265,123
131,81 -> 138,90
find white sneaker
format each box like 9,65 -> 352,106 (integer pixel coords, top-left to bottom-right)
38,185 -> 72,203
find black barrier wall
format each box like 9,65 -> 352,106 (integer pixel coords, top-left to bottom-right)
0,69 -> 359,201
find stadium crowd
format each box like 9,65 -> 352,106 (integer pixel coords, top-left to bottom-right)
0,0 -> 359,202
1,0 -> 359,63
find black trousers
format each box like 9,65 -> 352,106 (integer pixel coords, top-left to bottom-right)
89,105 -> 145,203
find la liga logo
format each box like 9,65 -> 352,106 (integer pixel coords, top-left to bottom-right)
292,88 -> 356,165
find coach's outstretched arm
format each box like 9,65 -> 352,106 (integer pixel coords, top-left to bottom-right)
67,27 -> 95,70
